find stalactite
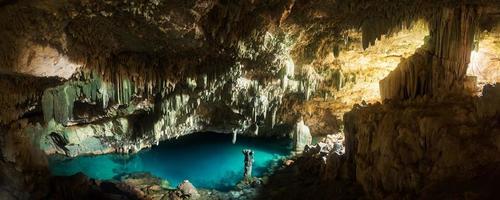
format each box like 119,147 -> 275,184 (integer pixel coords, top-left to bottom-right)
361,16 -> 418,50
271,106 -> 277,129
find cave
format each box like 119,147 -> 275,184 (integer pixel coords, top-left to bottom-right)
0,1 -> 499,200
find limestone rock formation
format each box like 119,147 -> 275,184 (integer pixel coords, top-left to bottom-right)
14,32 -> 312,157
380,6 -> 480,100
243,149 -> 255,179
344,88 -> 500,199
290,117 -> 312,153
177,180 -> 200,200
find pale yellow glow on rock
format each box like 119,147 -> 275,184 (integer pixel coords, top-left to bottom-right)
15,43 -> 81,79
312,21 -> 428,115
467,30 -> 500,88
286,21 -> 429,135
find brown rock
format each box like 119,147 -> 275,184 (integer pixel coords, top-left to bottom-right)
177,180 -> 200,199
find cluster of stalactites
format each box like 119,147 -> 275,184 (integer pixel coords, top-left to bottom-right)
41,65 -> 178,125
296,65 -> 322,101
152,66 -> 242,141
228,77 -> 285,136
42,72 -> 113,125
361,17 -> 420,50
87,57 -> 180,99
379,6 -> 480,100
153,92 -> 199,142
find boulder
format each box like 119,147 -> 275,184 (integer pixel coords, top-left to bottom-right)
177,180 -> 200,199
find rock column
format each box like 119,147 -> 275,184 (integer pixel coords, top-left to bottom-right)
290,117 -> 312,153
232,132 -> 237,144
242,149 -> 254,178
380,6 -> 480,100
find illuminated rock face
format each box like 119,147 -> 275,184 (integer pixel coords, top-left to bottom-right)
467,26 -> 500,88
14,44 -> 81,79
290,118 -> 312,153
280,21 -> 428,137
380,7 -> 480,100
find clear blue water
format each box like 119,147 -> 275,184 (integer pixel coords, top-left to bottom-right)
48,132 -> 291,191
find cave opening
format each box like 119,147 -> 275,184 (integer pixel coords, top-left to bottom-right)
48,132 -> 291,192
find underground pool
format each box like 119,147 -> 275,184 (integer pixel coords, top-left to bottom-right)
48,132 -> 291,191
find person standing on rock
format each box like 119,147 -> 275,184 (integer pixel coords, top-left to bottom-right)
242,149 -> 254,179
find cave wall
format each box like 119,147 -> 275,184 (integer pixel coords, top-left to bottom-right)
344,85 -> 500,199
342,5 -> 500,198
21,33 -> 321,156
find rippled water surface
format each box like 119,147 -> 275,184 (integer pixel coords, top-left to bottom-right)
48,132 -> 291,191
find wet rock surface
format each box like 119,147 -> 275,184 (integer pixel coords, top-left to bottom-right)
42,172 -> 277,200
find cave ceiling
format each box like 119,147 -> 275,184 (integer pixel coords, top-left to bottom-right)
0,0 -> 498,79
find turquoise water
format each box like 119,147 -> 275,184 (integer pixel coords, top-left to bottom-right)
48,132 -> 291,191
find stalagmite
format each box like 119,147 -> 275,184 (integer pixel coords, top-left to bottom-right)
242,149 -> 254,179
232,132 -> 237,144
290,117 -> 312,153
270,106 -> 277,129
